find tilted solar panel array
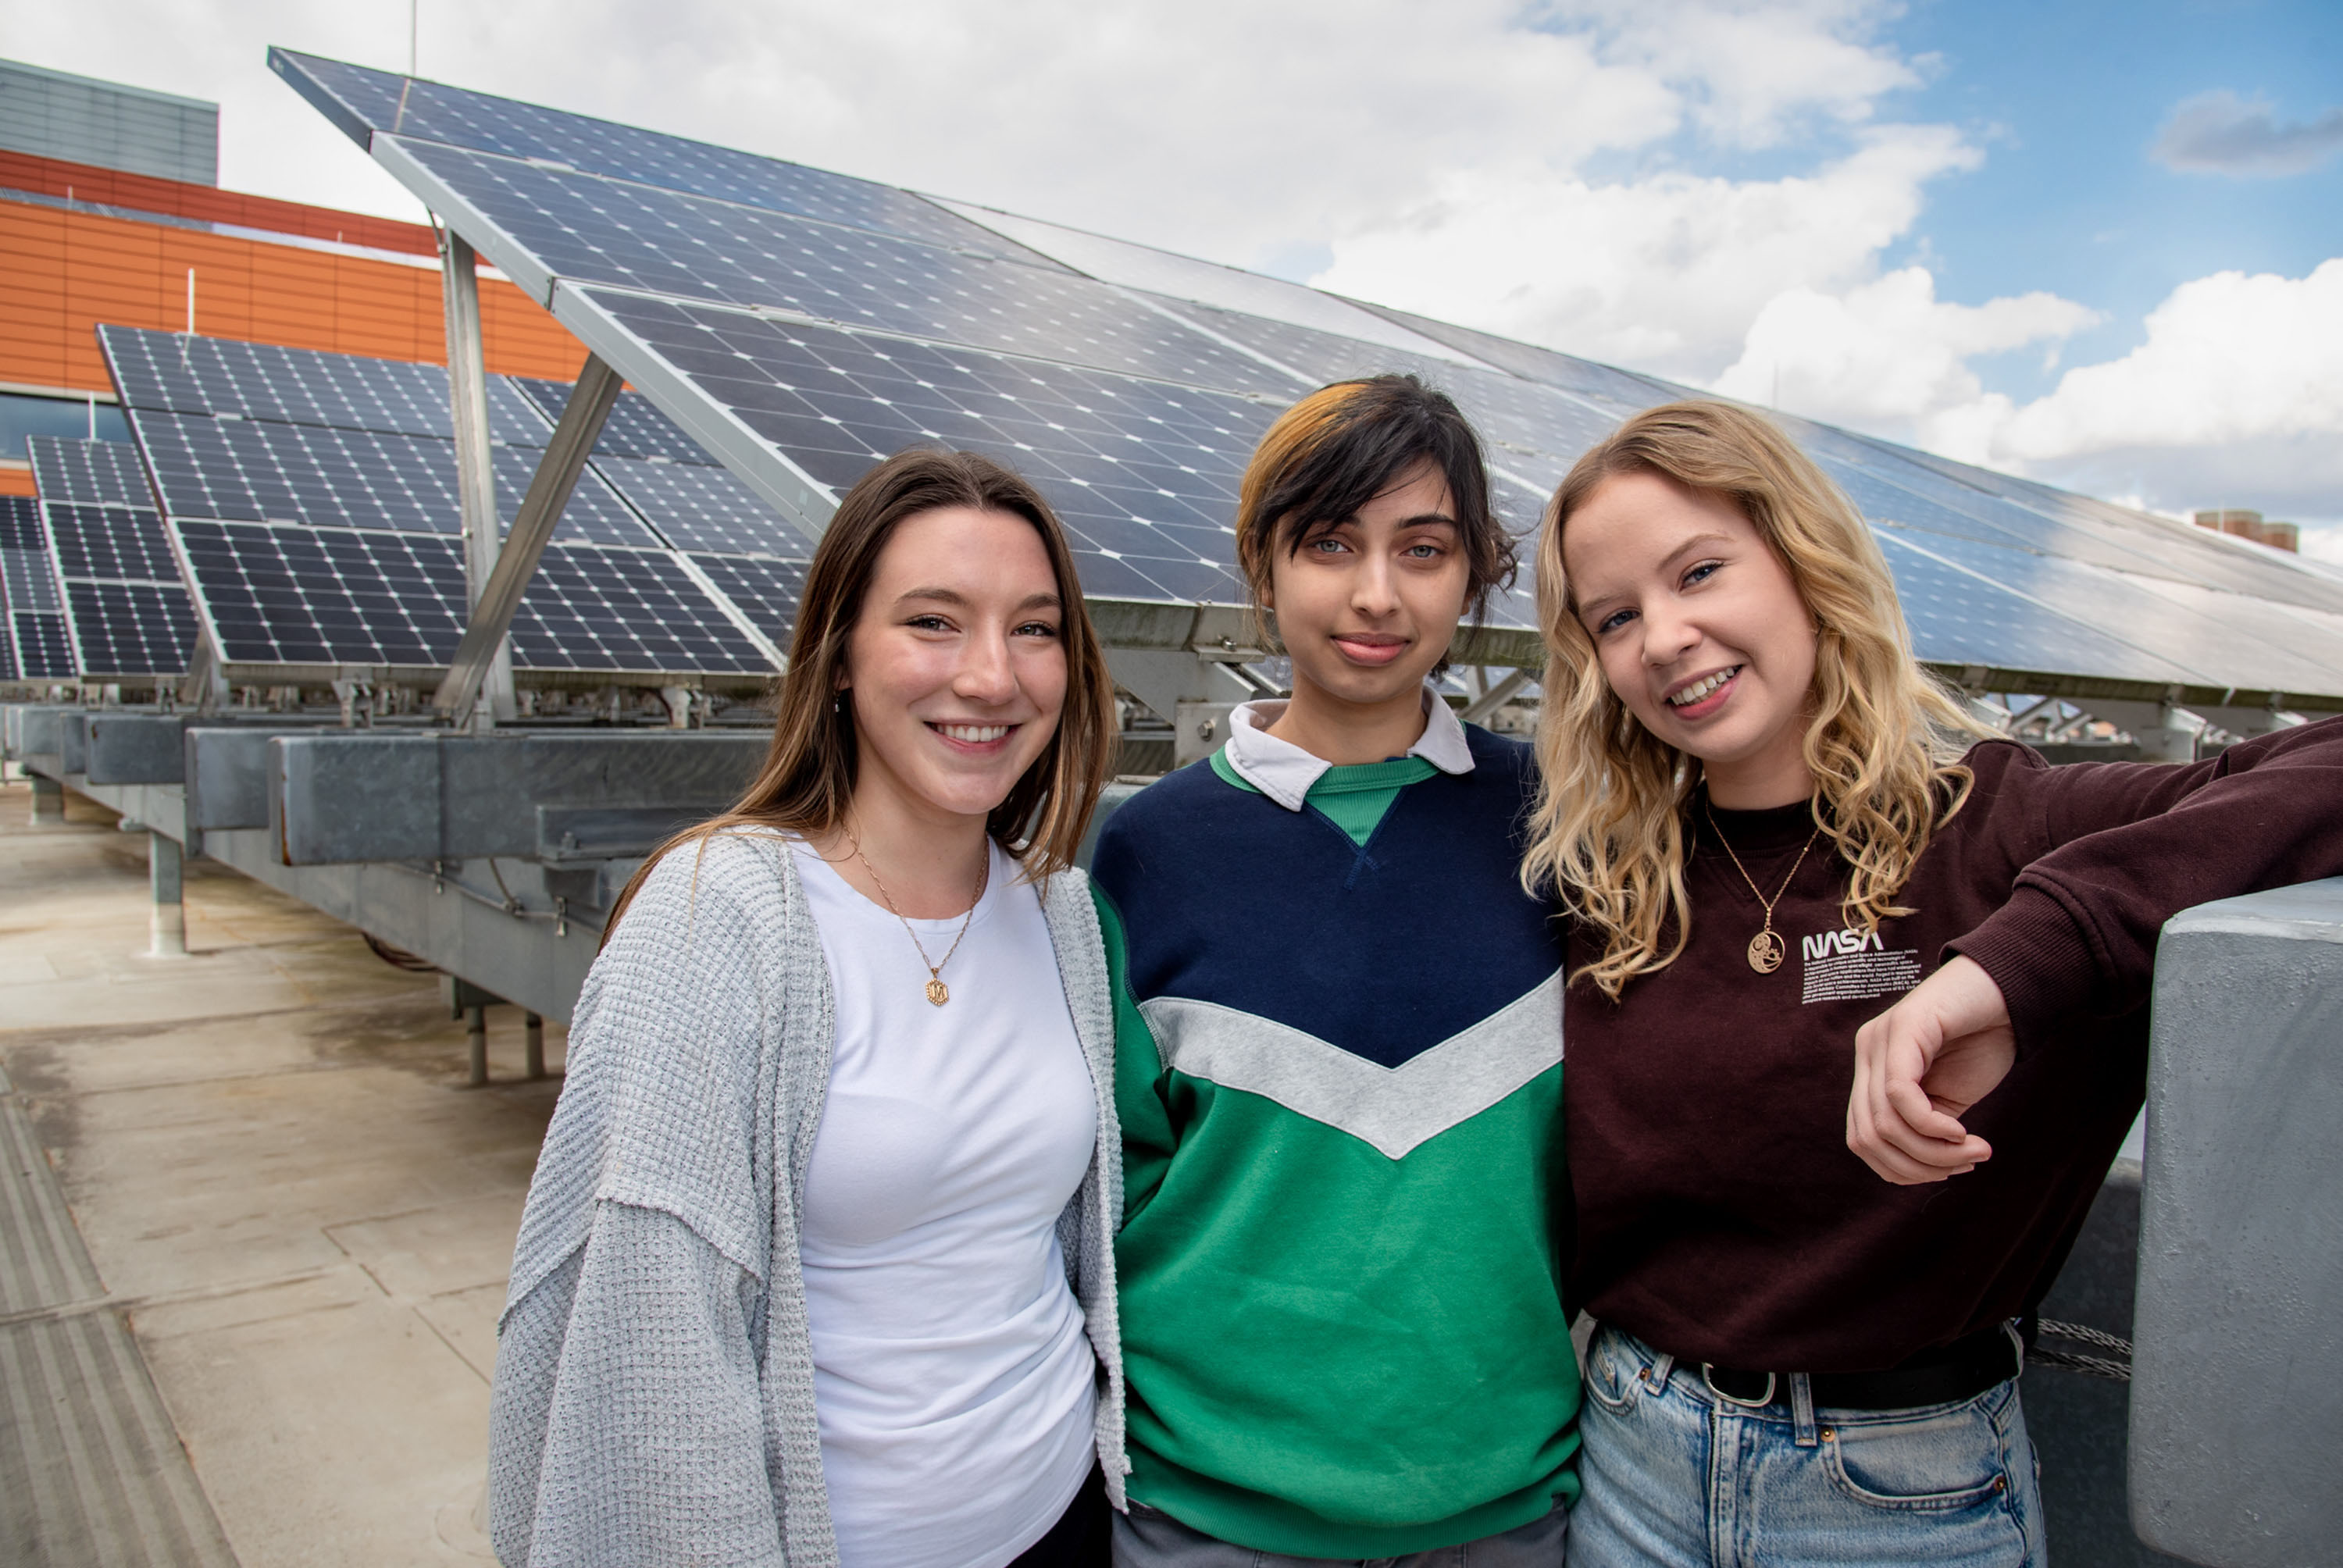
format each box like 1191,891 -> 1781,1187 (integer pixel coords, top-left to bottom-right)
27,437 -> 199,679
99,326 -> 804,682
268,47 -> 2343,707
0,494 -> 76,682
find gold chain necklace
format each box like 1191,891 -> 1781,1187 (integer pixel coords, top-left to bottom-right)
1703,800 -> 1821,975
848,832 -> 990,1006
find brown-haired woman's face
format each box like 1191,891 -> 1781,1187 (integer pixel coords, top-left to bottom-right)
838,505 -> 1068,825
1562,469 -> 1818,805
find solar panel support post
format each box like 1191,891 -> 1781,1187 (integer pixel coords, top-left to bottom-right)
437,223 -> 517,725
432,355 -> 625,728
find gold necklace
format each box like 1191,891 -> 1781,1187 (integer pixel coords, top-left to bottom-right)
1703,801 -> 1821,975
848,832 -> 990,1006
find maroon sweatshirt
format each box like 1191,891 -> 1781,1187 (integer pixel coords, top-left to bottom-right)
1565,717 -> 2343,1372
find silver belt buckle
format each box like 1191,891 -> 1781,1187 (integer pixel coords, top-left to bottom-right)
1702,1364 -> 1777,1408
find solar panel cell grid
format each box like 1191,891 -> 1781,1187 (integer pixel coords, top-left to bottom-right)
272,49 -> 1065,263
509,546 -> 771,675
130,408 -> 655,547
687,553 -> 810,647
103,326 -> 551,447
11,613 -> 76,680
27,434 -> 155,508
1874,533 -> 2201,686
46,506 -> 180,583
515,380 -> 717,465
65,582 -> 199,676
394,137 -> 1288,393
174,519 -> 774,675
593,456 -> 804,556
584,288 -> 1272,602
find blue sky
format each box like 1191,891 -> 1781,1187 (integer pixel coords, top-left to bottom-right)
1886,0 -> 2343,402
11,0 -> 2342,551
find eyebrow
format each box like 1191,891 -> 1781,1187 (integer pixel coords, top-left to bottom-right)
1570,532 -> 1741,624
894,586 -> 1061,612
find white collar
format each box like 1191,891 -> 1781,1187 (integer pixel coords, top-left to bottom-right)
1220,684 -> 1476,812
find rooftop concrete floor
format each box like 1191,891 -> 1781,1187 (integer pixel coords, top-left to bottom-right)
0,776 -> 567,1565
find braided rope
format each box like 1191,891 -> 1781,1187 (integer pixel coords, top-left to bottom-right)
2032,1318 -> 2133,1380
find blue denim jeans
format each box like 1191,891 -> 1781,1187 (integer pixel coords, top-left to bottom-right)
1566,1327 -> 2045,1568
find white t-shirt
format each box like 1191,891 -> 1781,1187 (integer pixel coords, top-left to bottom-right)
791,838 -> 1100,1568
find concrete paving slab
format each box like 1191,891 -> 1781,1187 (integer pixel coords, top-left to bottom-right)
0,779 -> 570,1566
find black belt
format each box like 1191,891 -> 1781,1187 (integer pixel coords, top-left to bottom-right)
1693,1323 -> 2022,1412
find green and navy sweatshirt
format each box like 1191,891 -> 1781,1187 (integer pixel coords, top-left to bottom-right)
1089,693 -> 1581,1558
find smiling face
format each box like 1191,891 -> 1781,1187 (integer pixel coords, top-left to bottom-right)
839,504 -> 1068,828
1264,458 -> 1471,722
1562,469 -> 1821,807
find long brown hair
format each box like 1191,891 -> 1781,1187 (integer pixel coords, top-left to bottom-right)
1517,401 -> 1986,998
607,448 -> 1117,937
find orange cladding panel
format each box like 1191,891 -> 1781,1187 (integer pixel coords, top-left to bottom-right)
0,198 -> 589,394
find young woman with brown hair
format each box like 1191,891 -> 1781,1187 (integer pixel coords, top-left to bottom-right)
1523,400 -> 2343,1567
490,448 -> 1126,1568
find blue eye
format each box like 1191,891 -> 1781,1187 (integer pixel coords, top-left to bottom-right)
1684,561 -> 1721,587
1595,608 -> 1635,635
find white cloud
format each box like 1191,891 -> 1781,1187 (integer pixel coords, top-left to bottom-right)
1710,266 -> 2098,426
2152,90 -> 2343,179
1314,124 -> 1981,381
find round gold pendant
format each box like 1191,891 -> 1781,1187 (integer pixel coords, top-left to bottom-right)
1747,930 -> 1786,974
925,978 -> 950,1007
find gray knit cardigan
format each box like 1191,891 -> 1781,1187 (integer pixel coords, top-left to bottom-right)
487,830 -> 1128,1567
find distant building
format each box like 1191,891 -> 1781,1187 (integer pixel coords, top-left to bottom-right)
2192,508 -> 2299,553
0,126 -> 583,492
0,59 -> 218,187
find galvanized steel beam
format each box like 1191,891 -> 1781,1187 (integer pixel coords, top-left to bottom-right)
437,224 -> 517,725
431,355 -> 624,726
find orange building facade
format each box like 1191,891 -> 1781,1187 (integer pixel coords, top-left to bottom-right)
0,149 -> 593,495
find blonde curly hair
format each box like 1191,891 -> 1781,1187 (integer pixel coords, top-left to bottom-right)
1518,401 -> 1986,999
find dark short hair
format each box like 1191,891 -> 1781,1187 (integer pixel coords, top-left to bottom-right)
1233,375 -> 1516,641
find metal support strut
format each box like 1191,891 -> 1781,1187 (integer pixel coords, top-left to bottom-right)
147,829 -> 187,958
524,1012 -> 545,1081
465,1004 -> 488,1089
437,225 -> 516,725
432,354 -> 625,725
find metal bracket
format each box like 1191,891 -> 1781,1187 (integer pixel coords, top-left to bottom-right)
1461,668 -> 1531,726
432,355 -> 624,725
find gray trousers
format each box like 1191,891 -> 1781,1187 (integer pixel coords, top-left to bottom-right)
1113,1498 -> 1568,1566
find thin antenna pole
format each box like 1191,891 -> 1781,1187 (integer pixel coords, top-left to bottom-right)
185,269 -> 195,335
410,0 -> 418,75
87,393 -> 96,440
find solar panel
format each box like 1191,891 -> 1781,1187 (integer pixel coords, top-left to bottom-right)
514,379 -> 719,465
686,553 -> 811,647
26,437 -> 202,680
120,398 -> 654,545
28,431 -> 159,507
378,135 -> 1290,397
269,46 -> 2343,707
592,455 -> 804,556
2,495 -> 76,681
272,48 -> 1058,263
102,326 -> 548,445
173,519 -> 768,675
570,288 -> 1271,603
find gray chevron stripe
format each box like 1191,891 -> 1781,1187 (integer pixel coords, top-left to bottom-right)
1140,971 -> 1564,1159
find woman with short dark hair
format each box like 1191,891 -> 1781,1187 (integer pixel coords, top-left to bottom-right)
1094,376 -> 1582,1565
490,447 -> 1125,1568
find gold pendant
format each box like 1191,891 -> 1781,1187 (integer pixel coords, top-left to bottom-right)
925,978 -> 950,1007
1747,930 -> 1785,975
